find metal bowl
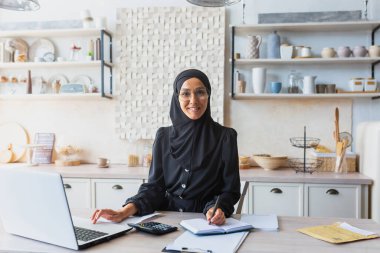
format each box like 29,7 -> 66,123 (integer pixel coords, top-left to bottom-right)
288,158 -> 323,174
289,137 -> 320,149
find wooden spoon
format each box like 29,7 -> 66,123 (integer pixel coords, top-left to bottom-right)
335,107 -> 340,144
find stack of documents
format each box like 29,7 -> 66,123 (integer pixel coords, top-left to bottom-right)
180,218 -> 253,235
163,231 -> 249,253
298,222 -> 379,243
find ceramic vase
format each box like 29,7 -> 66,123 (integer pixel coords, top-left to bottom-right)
267,31 -> 280,59
252,67 -> 267,94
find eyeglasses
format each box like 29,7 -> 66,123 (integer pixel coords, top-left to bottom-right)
178,88 -> 209,102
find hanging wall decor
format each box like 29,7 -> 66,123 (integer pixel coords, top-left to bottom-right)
116,7 -> 225,140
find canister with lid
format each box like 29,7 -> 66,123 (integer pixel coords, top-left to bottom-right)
364,78 -> 378,91
349,78 -> 364,91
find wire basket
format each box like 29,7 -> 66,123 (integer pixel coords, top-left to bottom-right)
288,158 -> 323,174
289,137 -> 320,148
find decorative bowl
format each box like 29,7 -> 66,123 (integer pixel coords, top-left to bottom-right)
253,155 -> 288,170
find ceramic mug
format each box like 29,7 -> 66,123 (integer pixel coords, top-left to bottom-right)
316,84 -> 327,93
326,84 -> 336,93
97,157 -> 110,168
300,47 -> 312,57
271,82 -> 282,93
369,45 -> 380,57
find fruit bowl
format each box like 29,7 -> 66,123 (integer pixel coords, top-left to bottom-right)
252,155 -> 288,170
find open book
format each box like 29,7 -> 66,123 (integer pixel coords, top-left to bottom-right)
180,218 -> 253,235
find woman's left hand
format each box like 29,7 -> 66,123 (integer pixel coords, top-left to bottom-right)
206,208 -> 225,225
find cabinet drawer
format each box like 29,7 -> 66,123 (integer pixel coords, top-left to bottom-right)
249,182 -> 303,216
93,179 -> 143,209
62,178 -> 91,209
305,184 -> 361,218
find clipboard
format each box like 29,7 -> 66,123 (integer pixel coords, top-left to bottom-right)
163,231 -> 248,253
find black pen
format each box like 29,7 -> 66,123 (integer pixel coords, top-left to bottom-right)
208,196 -> 220,225
181,247 -> 212,253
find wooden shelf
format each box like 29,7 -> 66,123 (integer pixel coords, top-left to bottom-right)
0,28 -> 112,38
0,93 -> 111,101
232,57 -> 380,65
232,93 -> 380,100
0,61 -> 113,69
231,21 -> 380,33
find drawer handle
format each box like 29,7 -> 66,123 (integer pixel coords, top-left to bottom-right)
112,185 -> 123,190
270,188 -> 283,194
326,189 -> 339,195
63,184 -> 72,189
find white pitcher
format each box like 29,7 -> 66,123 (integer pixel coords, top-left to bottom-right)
303,75 -> 316,94
247,35 -> 262,59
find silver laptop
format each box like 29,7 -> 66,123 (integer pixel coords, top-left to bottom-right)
0,167 -> 131,250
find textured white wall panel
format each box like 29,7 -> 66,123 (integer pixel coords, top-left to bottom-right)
116,7 -> 225,140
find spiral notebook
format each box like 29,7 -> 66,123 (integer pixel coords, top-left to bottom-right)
180,218 -> 253,235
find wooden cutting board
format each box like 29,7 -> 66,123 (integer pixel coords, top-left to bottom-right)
0,122 -> 29,162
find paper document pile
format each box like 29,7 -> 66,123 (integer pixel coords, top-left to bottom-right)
298,222 -> 379,243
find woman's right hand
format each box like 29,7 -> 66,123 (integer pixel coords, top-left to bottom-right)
91,203 -> 138,224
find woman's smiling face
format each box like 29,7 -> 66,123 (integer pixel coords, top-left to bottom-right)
178,77 -> 209,120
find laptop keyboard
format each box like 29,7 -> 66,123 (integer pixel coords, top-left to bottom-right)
74,226 -> 108,242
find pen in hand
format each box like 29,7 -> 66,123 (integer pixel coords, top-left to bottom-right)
208,196 -> 220,225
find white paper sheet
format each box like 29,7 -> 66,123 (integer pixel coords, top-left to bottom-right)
98,212 -> 161,226
240,214 -> 279,231
339,222 -> 376,236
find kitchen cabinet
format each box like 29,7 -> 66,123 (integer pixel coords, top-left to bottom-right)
248,182 -> 304,216
62,177 -> 144,210
92,179 -> 142,209
230,21 -> 380,100
247,181 -> 367,218
304,183 -> 362,218
62,178 -> 92,209
0,28 -> 113,99
33,165 -> 370,218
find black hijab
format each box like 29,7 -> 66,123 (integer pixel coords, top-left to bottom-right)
169,69 -> 223,170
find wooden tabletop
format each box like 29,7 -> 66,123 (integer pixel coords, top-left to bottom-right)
0,210 -> 380,253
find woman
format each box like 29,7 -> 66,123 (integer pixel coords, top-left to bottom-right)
91,69 -> 240,225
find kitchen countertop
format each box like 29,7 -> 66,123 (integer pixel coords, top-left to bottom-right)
0,163 -> 373,185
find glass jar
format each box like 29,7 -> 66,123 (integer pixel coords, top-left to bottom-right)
288,70 -> 303,93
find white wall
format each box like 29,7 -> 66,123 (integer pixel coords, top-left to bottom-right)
0,0 -> 379,163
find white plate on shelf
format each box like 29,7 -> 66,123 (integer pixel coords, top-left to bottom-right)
70,75 -> 93,86
5,38 -> 29,61
29,39 -> 55,62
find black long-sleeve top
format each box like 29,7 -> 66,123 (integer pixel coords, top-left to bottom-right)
125,125 -> 241,217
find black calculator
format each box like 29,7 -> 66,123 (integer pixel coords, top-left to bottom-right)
127,221 -> 178,235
